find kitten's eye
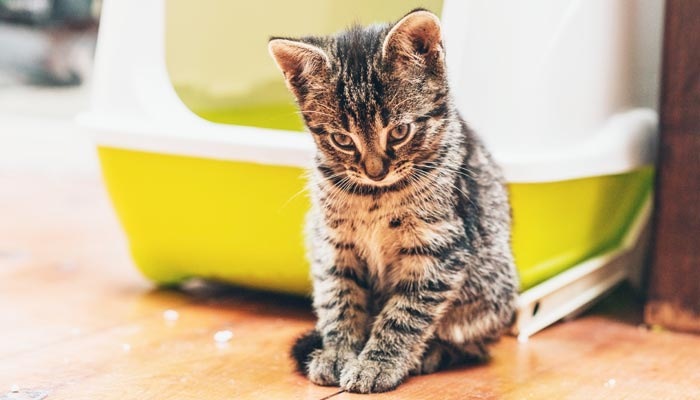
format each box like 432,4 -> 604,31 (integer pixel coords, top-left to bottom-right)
331,133 -> 355,150
389,123 -> 413,144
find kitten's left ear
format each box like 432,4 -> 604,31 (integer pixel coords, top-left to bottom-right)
382,9 -> 444,72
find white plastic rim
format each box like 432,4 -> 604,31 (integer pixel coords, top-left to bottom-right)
80,108 -> 657,184
81,0 -> 659,184
492,108 -> 657,183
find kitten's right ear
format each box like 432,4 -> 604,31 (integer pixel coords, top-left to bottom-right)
268,38 -> 329,100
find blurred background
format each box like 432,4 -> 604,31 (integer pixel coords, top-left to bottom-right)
0,0 -> 99,176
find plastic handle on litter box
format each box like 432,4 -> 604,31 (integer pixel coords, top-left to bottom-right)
89,0 -> 199,125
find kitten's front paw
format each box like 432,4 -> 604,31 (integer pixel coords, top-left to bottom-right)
307,348 -> 356,386
340,356 -> 407,393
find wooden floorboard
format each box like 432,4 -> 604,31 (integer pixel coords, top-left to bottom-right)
2,173 -> 699,400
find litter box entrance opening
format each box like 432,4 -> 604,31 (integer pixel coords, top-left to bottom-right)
164,0 -> 443,131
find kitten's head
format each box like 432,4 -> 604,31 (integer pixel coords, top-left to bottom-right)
269,9 -> 451,189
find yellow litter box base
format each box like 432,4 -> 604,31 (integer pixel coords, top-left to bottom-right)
97,146 -> 653,295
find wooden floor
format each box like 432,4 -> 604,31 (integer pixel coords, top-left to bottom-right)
2,173 -> 700,400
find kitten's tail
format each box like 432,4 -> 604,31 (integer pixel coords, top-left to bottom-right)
291,329 -> 323,375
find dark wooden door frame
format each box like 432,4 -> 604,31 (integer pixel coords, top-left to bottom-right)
645,0 -> 700,333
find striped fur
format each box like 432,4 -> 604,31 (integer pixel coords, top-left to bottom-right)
269,9 -> 518,394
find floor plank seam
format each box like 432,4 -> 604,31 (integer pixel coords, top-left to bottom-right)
318,389 -> 346,400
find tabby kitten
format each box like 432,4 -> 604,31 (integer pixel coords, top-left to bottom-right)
269,9 -> 518,394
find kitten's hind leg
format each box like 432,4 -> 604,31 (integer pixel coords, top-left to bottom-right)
412,338 -> 490,375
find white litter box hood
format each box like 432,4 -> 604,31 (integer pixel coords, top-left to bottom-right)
442,0 -> 663,182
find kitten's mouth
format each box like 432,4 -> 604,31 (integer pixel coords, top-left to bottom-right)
355,173 -> 400,187
348,167 -> 412,188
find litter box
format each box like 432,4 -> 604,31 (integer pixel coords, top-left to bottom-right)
80,0 -> 663,338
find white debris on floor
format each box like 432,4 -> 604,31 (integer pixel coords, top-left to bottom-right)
163,309 -> 180,322
3,386 -> 50,400
214,330 -> 233,344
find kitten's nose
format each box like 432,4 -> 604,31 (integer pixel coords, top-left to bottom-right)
362,156 -> 389,181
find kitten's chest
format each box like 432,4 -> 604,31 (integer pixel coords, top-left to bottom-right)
340,198 -> 412,284
354,213 -> 391,275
